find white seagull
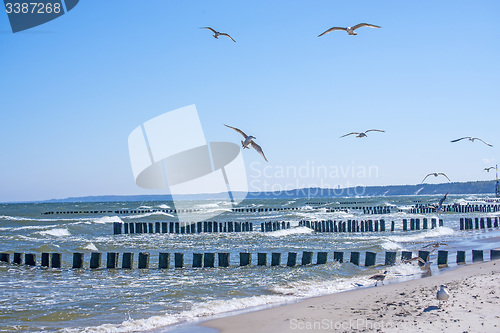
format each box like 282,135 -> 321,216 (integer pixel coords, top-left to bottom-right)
224,124 -> 268,162
484,166 -> 496,172
436,285 -> 450,307
201,27 -> 236,42
421,173 -> 451,183
451,137 -> 492,147
318,23 -> 381,37
340,129 -> 385,138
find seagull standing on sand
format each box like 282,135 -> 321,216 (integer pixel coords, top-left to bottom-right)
421,173 -> 451,183
318,23 -> 381,37
340,129 -> 385,138
224,124 -> 268,162
484,166 -> 496,172
437,285 -> 450,307
201,27 -> 236,42
369,271 -> 387,286
451,137 -> 492,147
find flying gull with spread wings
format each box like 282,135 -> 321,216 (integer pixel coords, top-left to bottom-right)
318,23 -> 381,37
224,124 -> 268,162
201,27 -> 236,42
421,172 -> 451,183
451,136 -> 492,147
426,192 -> 449,214
340,129 -> 384,138
484,166 -> 496,172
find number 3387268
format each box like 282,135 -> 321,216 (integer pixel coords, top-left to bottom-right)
5,2 -> 62,14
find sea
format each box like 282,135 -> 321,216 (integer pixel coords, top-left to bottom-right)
1,195 -> 499,332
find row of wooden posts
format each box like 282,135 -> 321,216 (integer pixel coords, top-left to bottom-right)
409,203 -> 500,214
460,217 -> 500,230
2,249 -> 499,270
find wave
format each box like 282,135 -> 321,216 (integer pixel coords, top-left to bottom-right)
387,227 -> 455,243
123,212 -> 174,219
266,226 -> 314,237
38,228 -> 71,237
64,294 -> 294,333
157,204 -> 170,209
93,216 -> 124,224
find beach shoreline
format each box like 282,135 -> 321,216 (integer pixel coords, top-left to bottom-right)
199,259 -> 500,333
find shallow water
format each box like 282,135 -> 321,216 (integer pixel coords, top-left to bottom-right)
0,195 -> 499,332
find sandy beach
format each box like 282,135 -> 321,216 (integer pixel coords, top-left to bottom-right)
201,260 -> 500,332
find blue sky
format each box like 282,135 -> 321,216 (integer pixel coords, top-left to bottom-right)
1,0 -> 499,202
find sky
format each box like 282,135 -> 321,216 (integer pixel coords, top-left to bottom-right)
1,0 -> 499,202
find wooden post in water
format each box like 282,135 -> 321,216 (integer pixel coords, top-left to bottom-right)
415,218 -> 420,230
13,253 -> 23,265
129,222 -> 135,233
271,252 -> 281,266
472,250 -> 483,262
350,252 -> 360,266
380,219 -> 386,232
25,253 -> 36,266
193,253 -> 203,268
418,251 -> 430,266
257,253 -> 267,266
423,218 -> 428,230
50,253 -> 61,268
122,253 -> 133,269
365,252 -> 376,267
490,249 -> 500,260
317,252 -> 328,265
155,222 -> 161,233
333,251 -> 344,263
204,253 -> 215,268
240,253 -> 251,266
73,253 -> 84,269
487,217 -> 492,228
159,253 -> 170,269
401,251 -> 412,262
437,250 -> 448,267
385,251 -> 396,266
403,219 -> 407,231
457,251 -> 466,264
480,218 -> 485,229
41,253 -> 50,267
113,222 -> 122,235
138,252 -> 150,269
431,218 -> 437,229
410,218 -> 415,231
460,218 -> 464,230
301,251 -> 313,265
475,218 -> 479,229
107,252 -> 119,269
90,252 -> 102,269
162,222 -> 168,233
124,223 -> 129,234
439,219 -> 443,227
0,253 -> 9,263
287,252 -> 297,266
174,253 -> 184,268
391,221 -> 395,232
218,253 -> 230,267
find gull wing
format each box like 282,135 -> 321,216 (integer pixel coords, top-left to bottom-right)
318,27 -> 347,37
351,23 -> 381,30
340,132 -> 360,138
220,33 -> 236,42
250,141 -> 268,162
365,129 -> 385,133
475,138 -> 493,147
421,173 -> 433,183
450,137 -> 470,143
484,167 -> 495,172
201,27 -> 217,33
438,173 -> 451,181
224,124 -> 248,139
405,256 -> 426,265
438,192 -> 448,207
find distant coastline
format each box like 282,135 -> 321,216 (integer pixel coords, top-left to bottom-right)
34,180 -> 498,204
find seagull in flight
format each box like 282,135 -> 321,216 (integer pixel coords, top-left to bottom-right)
224,124 -> 268,162
404,256 -> 432,271
318,23 -> 381,37
484,166 -> 496,172
340,129 -> 385,138
426,192 -> 448,214
451,137 -> 492,147
201,27 -> 236,42
421,173 -> 451,183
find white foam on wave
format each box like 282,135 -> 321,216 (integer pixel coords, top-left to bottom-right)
38,228 -> 71,237
94,216 -> 124,224
124,212 -> 174,219
64,294 -> 294,333
387,227 -> 455,243
78,242 -> 99,252
157,204 -> 170,209
381,240 -> 404,251
266,226 -> 313,237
